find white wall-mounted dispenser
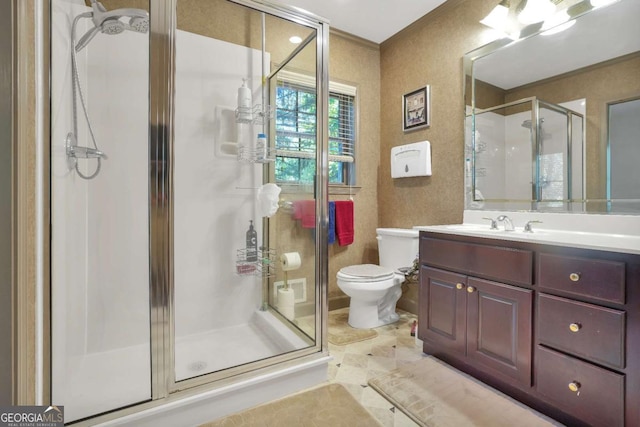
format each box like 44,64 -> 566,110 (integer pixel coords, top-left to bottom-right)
391,140 -> 432,178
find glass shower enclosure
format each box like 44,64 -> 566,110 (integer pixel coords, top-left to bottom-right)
467,96 -> 585,203
50,0 -> 328,422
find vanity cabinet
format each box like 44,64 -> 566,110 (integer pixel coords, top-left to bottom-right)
418,231 -> 640,427
419,266 -> 532,385
535,251 -> 628,427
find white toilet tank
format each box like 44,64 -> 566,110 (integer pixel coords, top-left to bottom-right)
376,228 -> 419,270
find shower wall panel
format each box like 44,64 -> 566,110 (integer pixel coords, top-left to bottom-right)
473,111 -> 506,200
504,112 -> 535,200
51,0 -> 150,422
174,30 -> 266,338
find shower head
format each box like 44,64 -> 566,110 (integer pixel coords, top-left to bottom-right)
75,0 -> 149,52
521,118 -> 544,129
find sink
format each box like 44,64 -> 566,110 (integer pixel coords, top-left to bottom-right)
414,222 -> 640,255
429,223 -> 553,236
440,224 -> 501,232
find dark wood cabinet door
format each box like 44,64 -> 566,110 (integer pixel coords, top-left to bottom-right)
419,266 -> 467,354
466,277 -> 533,386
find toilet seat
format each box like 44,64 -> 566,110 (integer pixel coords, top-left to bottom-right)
337,264 -> 395,282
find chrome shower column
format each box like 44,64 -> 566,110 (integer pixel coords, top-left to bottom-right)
149,0 -> 176,400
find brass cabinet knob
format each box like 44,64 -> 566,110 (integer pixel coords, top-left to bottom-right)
456,283 -> 464,290
569,272 -> 581,282
568,381 -> 581,393
467,286 -> 476,293
569,323 -> 582,332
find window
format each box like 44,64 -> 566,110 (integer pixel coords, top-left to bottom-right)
274,72 -> 356,185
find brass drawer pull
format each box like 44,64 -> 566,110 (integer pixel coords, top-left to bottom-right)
467,286 -> 476,293
456,283 -> 464,290
568,381 -> 581,393
569,272 -> 581,282
569,323 -> 582,332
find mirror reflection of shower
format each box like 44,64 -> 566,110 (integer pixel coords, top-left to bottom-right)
470,97 -> 585,202
521,117 -> 550,149
66,0 -> 149,179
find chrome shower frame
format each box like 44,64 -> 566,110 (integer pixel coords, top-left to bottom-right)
148,0 -> 330,407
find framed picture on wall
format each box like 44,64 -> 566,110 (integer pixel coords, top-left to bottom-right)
403,85 -> 431,131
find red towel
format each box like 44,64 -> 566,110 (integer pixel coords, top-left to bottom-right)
293,200 -> 315,229
335,200 -> 354,246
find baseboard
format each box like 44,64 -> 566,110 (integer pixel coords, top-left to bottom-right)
328,295 -> 350,311
397,296 -> 418,315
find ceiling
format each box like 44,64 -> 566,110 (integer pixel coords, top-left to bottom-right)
282,0 -> 448,44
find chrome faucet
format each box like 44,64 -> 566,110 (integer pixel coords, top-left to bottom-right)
497,215 -> 515,231
482,217 -> 498,230
524,220 -> 543,233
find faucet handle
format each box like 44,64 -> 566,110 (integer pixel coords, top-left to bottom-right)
524,220 -> 543,233
482,217 -> 498,230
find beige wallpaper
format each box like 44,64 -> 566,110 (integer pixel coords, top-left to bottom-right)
378,0 -> 498,311
379,0 -> 496,229
326,32 -> 381,308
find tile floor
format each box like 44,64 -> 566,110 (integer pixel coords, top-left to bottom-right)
326,308 -> 422,427
210,307 -> 557,427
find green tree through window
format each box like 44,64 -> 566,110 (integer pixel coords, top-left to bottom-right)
275,81 -> 355,184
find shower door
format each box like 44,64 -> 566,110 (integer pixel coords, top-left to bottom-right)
168,0 -> 327,388
50,0 -> 152,422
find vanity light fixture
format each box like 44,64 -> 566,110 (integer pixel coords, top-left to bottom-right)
517,0 -> 556,25
480,0 -> 511,32
289,36 -> 302,44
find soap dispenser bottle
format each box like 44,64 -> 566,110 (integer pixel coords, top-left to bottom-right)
237,78 -> 252,121
245,220 -> 258,261
256,133 -> 267,161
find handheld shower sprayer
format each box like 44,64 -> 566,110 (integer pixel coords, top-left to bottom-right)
67,0 -> 149,179
75,0 -> 149,52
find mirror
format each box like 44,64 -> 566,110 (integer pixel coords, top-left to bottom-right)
464,0 -> 640,213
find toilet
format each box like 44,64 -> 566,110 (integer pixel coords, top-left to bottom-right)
337,228 -> 419,329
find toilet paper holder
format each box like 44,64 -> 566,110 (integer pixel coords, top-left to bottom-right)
280,252 -> 301,290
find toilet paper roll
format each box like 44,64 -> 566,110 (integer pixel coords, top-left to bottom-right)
277,288 -> 295,320
280,252 -> 301,271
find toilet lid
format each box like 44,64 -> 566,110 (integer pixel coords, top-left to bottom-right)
337,264 -> 395,282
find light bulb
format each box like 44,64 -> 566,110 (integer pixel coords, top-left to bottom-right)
480,0 -> 510,32
518,0 -> 556,25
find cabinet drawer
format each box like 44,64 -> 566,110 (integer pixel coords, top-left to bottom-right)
538,253 -> 625,304
538,293 -> 625,369
420,237 -> 533,285
536,346 -> 624,427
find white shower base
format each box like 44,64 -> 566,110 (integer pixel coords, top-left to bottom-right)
61,344 -> 151,423
68,309 -> 324,426
175,309 -> 311,380
100,354 -> 330,427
